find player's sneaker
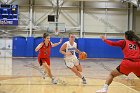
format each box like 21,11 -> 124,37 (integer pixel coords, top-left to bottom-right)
52,77 -> 57,84
82,77 -> 87,84
96,88 -> 108,93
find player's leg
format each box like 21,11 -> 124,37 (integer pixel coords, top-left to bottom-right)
70,66 -> 83,78
76,64 -> 82,72
96,60 -> 132,93
64,57 -> 82,78
106,69 -> 122,85
42,62 -> 53,78
42,62 -> 57,84
65,57 -> 86,84
41,58 -> 57,84
75,64 -> 86,84
96,69 -> 123,93
40,66 -> 46,79
38,58 -> 47,79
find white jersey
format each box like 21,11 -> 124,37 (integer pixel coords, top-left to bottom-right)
65,41 -> 77,58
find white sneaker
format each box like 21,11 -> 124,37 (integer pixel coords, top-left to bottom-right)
96,88 -> 107,93
82,77 -> 87,84
82,79 -> 87,84
52,78 -> 57,84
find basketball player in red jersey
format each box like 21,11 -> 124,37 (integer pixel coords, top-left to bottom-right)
35,33 -> 62,84
96,31 -> 140,93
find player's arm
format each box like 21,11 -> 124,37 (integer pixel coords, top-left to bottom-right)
75,43 -> 82,54
60,43 -> 67,55
101,36 -> 125,48
51,38 -> 62,47
75,48 -> 82,54
60,43 -> 72,56
35,43 -> 43,52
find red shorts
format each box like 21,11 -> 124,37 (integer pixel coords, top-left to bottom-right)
117,59 -> 140,77
38,57 -> 50,66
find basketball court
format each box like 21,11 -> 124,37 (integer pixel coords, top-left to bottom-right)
0,0 -> 140,93
0,58 -> 140,93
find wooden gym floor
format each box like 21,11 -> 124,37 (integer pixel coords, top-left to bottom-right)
0,58 -> 140,93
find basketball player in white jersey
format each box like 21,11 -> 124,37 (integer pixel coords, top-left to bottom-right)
60,33 -> 86,84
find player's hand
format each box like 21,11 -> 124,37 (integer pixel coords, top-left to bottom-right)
100,36 -> 106,41
65,52 -> 72,56
59,38 -> 63,44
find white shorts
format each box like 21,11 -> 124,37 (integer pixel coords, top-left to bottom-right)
64,55 -> 80,68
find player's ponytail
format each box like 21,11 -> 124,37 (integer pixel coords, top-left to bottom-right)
125,30 -> 140,43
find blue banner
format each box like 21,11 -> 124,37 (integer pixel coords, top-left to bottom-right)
0,19 -> 18,26
0,4 -> 18,26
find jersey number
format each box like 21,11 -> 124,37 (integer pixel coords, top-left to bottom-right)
129,44 -> 137,50
70,51 -> 74,55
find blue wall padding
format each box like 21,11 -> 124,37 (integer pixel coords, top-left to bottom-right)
77,38 -> 85,51
26,37 -> 34,57
81,38 -> 123,58
102,39 -> 123,58
85,38 -> 104,58
50,38 -> 69,57
12,37 -> 26,57
12,37 -> 124,58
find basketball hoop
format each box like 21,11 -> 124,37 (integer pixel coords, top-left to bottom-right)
48,22 -> 66,36
54,30 -> 59,36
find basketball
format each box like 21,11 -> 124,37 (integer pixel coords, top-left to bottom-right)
79,52 -> 87,60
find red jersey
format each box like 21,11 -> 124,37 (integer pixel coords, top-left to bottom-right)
38,41 -> 52,58
104,39 -> 140,59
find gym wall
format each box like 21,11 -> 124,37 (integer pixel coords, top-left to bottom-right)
12,37 -> 123,58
